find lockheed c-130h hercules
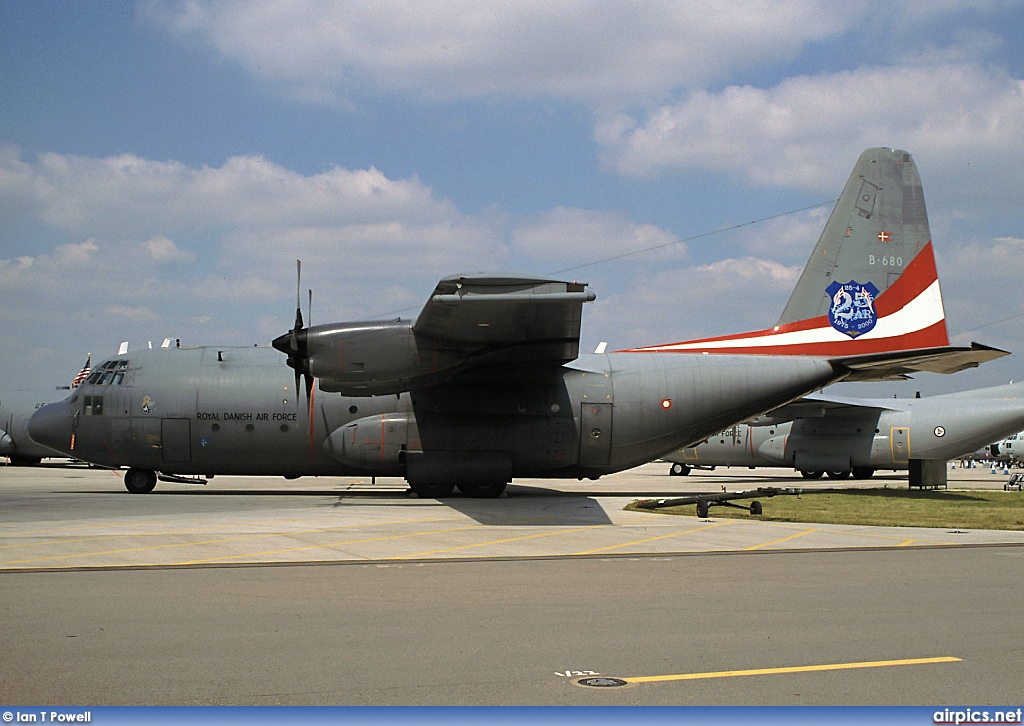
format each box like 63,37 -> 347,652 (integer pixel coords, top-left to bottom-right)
663,381 -> 1024,487
29,148 -> 1006,495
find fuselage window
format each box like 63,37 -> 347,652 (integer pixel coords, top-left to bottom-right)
83,395 -> 104,416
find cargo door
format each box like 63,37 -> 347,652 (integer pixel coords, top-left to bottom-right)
889,426 -> 909,463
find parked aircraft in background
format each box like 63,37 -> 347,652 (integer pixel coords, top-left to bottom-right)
665,381 -> 1024,486
1,356 -> 91,465
29,148 -> 1005,494
989,431 -> 1024,466
1,387 -> 73,465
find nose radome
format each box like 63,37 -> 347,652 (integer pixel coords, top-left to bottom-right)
27,400 -> 73,454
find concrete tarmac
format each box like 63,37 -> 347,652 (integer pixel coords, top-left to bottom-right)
2,460 -> 1023,705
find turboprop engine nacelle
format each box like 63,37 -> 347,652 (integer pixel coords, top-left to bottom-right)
275,320 -> 463,396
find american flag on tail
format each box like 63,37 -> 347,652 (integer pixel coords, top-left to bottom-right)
71,355 -> 91,388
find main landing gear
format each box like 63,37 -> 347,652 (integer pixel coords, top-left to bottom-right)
124,468 -> 157,494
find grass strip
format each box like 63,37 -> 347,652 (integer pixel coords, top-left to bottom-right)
627,488 -> 1024,530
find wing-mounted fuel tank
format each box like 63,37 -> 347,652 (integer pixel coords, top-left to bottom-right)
324,412 -> 417,473
272,275 -> 595,397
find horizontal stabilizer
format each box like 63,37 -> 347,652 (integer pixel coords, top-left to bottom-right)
832,342 -> 1009,382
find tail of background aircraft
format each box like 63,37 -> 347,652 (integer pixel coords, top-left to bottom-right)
625,148 -> 951,357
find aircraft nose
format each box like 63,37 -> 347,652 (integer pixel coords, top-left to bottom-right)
28,400 -> 73,454
0,430 -> 13,456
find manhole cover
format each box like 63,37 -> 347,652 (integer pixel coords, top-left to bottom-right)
578,677 -> 628,688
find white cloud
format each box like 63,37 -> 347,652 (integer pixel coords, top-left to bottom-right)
935,235 -> 1024,343
144,0 -> 859,106
2,151 -> 453,239
510,206 -> 684,271
145,236 -> 195,263
597,63 -> 1024,200
588,256 -> 801,349
0,149 -> 507,294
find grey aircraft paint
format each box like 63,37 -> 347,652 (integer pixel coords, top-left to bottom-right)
28,149 -> 1006,495
990,430 -> 1024,463
666,382 -> 1024,486
1,387 -> 74,464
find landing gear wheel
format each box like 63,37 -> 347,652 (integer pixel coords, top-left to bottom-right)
670,462 -> 691,476
124,468 -> 157,494
456,481 -> 508,498
408,481 -> 456,498
696,500 -> 709,518
851,466 -> 875,479
800,470 -> 824,479
826,470 -> 851,479
750,501 -> 763,516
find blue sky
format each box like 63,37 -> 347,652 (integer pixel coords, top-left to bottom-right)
2,0 -> 1023,397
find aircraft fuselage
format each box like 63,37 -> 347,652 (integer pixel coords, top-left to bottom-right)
30,345 -> 837,482
670,383 -> 1024,476
1,388 -> 71,464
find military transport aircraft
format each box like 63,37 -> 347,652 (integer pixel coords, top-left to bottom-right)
989,430 -> 1024,465
664,381 -> 1024,487
1,387 -> 72,465
2,357 -> 91,465
28,148 -> 1007,495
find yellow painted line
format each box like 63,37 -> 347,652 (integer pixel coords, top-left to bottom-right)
624,656 -> 962,684
0,512 -> 350,536
745,528 -> 817,551
0,518 -> 469,567
0,515 -> 461,550
175,524 -> 485,565
573,519 -> 737,555
392,526 -> 601,559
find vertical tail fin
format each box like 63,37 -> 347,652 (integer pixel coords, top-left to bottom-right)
777,148 -> 941,328
624,147 -> 950,356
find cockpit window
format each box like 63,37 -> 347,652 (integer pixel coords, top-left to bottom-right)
83,395 -> 104,416
85,359 -> 129,386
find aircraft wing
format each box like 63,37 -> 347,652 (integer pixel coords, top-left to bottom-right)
831,342 -> 1009,382
745,395 -> 897,424
413,274 -> 596,366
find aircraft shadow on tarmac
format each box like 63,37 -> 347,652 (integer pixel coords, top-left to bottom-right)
436,493 -> 615,526
69,485 -> 618,526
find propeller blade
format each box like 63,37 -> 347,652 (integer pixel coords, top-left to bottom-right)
291,259 -> 303,351
304,372 -> 314,407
